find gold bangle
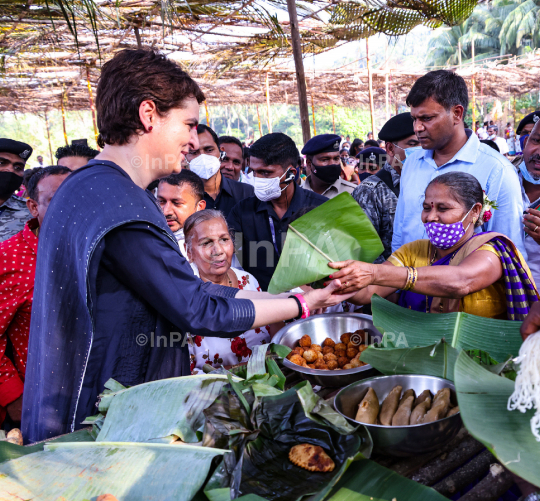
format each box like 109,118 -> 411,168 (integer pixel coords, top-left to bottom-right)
409,267 -> 418,291
403,266 -> 413,291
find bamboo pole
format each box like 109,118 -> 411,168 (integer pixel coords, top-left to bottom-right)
366,38 -> 376,137
256,104 -> 263,137
331,105 -> 335,134
311,92 -> 317,135
471,40 -> 476,132
204,100 -> 210,125
61,88 -> 68,145
265,73 -> 272,133
286,0 -> 311,143
86,66 -> 99,148
44,111 -> 54,164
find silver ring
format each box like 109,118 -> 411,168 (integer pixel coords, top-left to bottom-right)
535,225 -> 539,232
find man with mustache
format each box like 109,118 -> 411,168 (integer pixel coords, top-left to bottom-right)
519,120 -> 540,285
157,170 -> 206,257
392,70 -> 526,257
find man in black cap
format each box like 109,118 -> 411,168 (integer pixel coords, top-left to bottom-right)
355,147 -> 386,181
352,113 -> 419,262
0,139 -> 33,242
516,111 -> 540,153
301,134 -> 356,199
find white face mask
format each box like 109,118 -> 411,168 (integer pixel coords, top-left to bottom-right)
246,169 -> 292,202
189,154 -> 221,180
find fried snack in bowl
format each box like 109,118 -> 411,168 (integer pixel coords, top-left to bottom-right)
323,353 -> 337,362
311,344 -> 322,352
289,354 -> 307,367
314,359 -> 328,370
326,360 -> 339,370
349,358 -> 362,368
303,349 -> 318,363
322,337 -> 335,348
334,349 -> 346,359
322,346 -> 334,355
337,356 -> 349,368
346,347 -> 359,359
334,343 -> 346,352
355,387 -> 379,424
340,333 -> 352,345
289,444 -> 335,473
342,364 -> 354,370
317,351 -> 324,360
307,364 -> 315,369
379,385 -> 402,426
299,335 -> 312,347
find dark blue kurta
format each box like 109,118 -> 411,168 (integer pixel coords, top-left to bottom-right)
22,160 -> 255,443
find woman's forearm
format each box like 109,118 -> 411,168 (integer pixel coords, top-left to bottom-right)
250,299 -> 298,328
236,290 -> 290,300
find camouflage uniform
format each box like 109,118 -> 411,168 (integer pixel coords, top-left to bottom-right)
352,162 -> 400,264
0,195 -> 31,243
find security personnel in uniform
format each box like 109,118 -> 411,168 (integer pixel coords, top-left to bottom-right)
355,147 -> 386,181
0,139 -> 33,242
301,134 -> 357,199
352,113 -> 419,262
228,132 -> 327,291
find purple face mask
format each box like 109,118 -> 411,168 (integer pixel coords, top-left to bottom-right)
424,206 -> 474,250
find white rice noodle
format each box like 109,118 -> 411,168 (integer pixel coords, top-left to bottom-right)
508,331 -> 540,441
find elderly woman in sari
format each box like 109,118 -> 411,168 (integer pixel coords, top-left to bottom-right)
183,210 -> 271,371
329,172 -> 538,320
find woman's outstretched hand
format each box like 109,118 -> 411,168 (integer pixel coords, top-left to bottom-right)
327,260 -> 375,294
303,279 -> 357,311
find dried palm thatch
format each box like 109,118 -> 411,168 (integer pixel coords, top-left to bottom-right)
0,0 -> 483,113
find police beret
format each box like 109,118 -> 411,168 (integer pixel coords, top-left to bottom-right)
301,134 -> 341,156
378,112 -> 415,142
356,147 -> 386,165
0,138 -> 33,160
516,111 -> 540,135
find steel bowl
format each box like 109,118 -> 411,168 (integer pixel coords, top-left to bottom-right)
273,313 -> 382,387
334,374 -> 462,456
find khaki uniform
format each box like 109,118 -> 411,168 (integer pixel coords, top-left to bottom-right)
0,195 -> 31,243
302,176 -> 356,199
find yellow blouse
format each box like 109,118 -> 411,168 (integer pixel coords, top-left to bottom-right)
386,239 -> 531,319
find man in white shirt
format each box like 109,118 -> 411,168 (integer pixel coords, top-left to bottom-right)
487,125 -> 509,156
156,170 -> 206,257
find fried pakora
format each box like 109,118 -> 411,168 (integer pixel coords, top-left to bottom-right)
334,342 -> 346,352
326,360 -> 338,370
323,353 -> 337,362
337,356 -> 349,368
340,333 -> 351,345
322,346 -> 334,355
311,344 -> 322,352
289,444 -> 335,472
289,354 -> 307,367
303,349 -> 318,363
322,337 -> 335,347
346,347 -> 359,358
299,335 -> 312,347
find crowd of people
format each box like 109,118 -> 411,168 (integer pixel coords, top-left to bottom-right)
1,49 -> 540,486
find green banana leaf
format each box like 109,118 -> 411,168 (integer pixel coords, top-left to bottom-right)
318,458 -> 447,501
371,294 -> 523,362
203,380 -> 372,501
361,340 -> 460,381
454,351 -> 540,486
95,374 -> 233,443
267,193 -> 383,294
0,441 -> 230,500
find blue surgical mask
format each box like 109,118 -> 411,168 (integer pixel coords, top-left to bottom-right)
520,162 -> 540,185
404,146 -> 423,158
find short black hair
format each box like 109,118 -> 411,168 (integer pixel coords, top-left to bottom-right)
197,124 -> 219,149
249,132 -> 299,171
55,143 -> 99,161
406,70 -> 469,112
350,138 -> 363,156
27,165 -> 71,202
219,135 -> 243,155
364,139 -> 379,148
159,169 -> 204,202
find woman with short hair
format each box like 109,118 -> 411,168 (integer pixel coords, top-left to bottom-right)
329,172 -> 538,319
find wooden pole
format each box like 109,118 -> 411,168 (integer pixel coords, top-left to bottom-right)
44,111 -> 54,164
471,40 -> 476,131
331,104 -> 335,134
311,92 -> 317,135
265,73 -> 272,133
256,104 -> 263,137
366,37 -> 376,137
134,26 -> 142,49
61,88 -> 68,145
286,0 -> 311,143
86,66 -> 99,148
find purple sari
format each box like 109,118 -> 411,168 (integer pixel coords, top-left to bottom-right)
397,232 -> 538,320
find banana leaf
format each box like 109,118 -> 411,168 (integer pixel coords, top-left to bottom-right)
0,441 -> 231,500
267,193 -> 383,294
203,380 -> 372,501
317,458 -> 447,501
454,351 -> 540,486
95,374 -> 233,443
371,295 -> 523,362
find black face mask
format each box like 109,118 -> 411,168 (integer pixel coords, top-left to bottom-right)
311,160 -> 342,184
0,171 -> 23,199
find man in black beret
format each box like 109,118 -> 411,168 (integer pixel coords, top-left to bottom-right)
355,147 -> 386,181
301,134 -> 356,199
0,139 -> 33,242
516,111 -> 540,152
352,113 -> 419,262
